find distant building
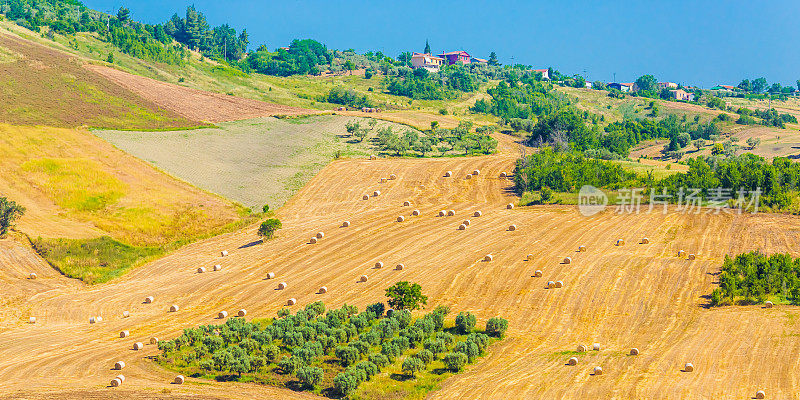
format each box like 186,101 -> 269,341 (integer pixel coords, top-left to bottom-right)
533,69 -> 550,80
658,82 -> 678,89
437,50 -> 472,65
608,82 -> 634,92
411,53 -> 444,71
669,89 -> 695,102
470,57 -> 488,64
711,85 -> 737,92
585,80 -> 592,88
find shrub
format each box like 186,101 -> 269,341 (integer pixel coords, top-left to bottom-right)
368,353 -> 390,369
381,342 -> 401,361
304,301 -> 326,318
278,355 -> 301,374
296,366 -> 323,387
385,281 -> 428,311
443,352 -> 468,372
335,346 -> 360,367
455,312 -> 476,334
466,333 -> 490,354
422,338 -> 445,357
333,371 -> 359,396
350,340 -> 370,355
435,331 -> 455,347
400,326 -> 424,347
486,317 -> 509,337
392,309 -> 413,328
355,360 -> 379,379
365,302 -> 385,319
455,340 -> 479,362
413,349 -> 434,366
257,218 -> 282,239
402,356 -> 425,377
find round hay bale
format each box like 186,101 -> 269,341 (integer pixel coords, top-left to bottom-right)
463,219 -> 471,226
508,224 -> 517,231
577,344 -> 588,352
116,374 -> 125,383
534,270 -> 543,277
578,245 -> 586,252
756,390 -> 766,399
373,190 -> 381,197
110,378 -> 121,387
447,210 -> 455,216
526,253 -> 533,261
397,216 -> 405,222
309,237 -> 318,244
237,309 -> 247,317
363,195 -> 369,200
375,261 -> 384,269
555,280 -> 563,288
89,316 -> 97,324
438,210 -> 446,217
677,250 -> 685,257
412,209 -> 420,216
114,361 -> 125,370
197,266 -> 206,273
563,257 -> 572,264
395,263 -> 404,270
97,316 -> 103,322
547,281 -> 556,289
444,171 -> 452,177
133,342 -> 143,351
473,169 -> 480,175
287,298 -> 296,306
29,272 -> 37,280
150,337 -> 159,345
120,330 -> 129,338
465,174 -> 472,180
765,301 -> 774,308
122,311 -> 130,318
593,343 -> 601,351
389,174 -> 397,180
568,357 -> 578,366
342,221 -> 351,227
174,375 -> 185,384
370,155 -> 377,160
403,200 -> 411,206
29,316 -> 36,324
144,296 -> 154,304
169,305 -> 179,312
484,254 -> 493,262
278,282 -> 287,290
688,253 -> 696,260
616,239 -> 625,246
474,211 -> 482,217
319,286 -> 328,294
684,362 -> 694,372
221,250 -> 228,257
593,366 -> 603,375
360,275 -> 368,282
641,237 -> 650,244
507,203 -> 514,209
630,348 -> 640,356
218,311 -> 228,319
458,224 -> 467,230
500,172 -> 507,178
266,272 -> 275,279
213,264 -> 222,271
316,232 -> 324,239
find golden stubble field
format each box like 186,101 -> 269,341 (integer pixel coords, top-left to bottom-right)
2,134 -> 800,400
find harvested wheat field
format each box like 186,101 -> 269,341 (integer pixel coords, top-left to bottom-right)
86,64 -> 319,123
2,133 -> 800,400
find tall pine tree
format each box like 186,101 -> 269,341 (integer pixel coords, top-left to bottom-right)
424,40 -> 431,55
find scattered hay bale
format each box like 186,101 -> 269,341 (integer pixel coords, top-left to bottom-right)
114,361 -> 125,370
266,272 -> 275,279
174,375 -> 185,385
688,254 -> 696,260
237,309 -> 247,317
316,232 -> 324,239
563,257 -> 572,264
144,296 -> 154,304
438,210 -> 446,217
526,253 -> 533,261
547,281 -> 556,289
534,270 -> 543,277
363,195 -> 369,200
444,171 -> 452,177
630,348 -> 640,356
197,267 -> 206,273
360,275 -> 368,282
133,342 -> 144,351
278,282 -> 287,290
412,209 -> 420,216
29,272 -> 37,280
568,357 -> 578,366
500,172 -> 507,178
380,178 -> 388,184
213,264 -> 222,271
319,286 -> 328,294
89,317 -> 97,324
373,190 -> 381,197
473,169 -> 480,175
463,219 -> 471,226
122,311 -> 130,318
756,390 -> 766,399
403,201 -> 411,206
389,174 -> 397,180
593,343 -> 601,351
395,263 -> 404,270
577,345 -> 588,352
484,254 -> 493,262
97,316 -> 103,322
474,211 -> 482,217
508,224 -> 517,231
507,203 -> 514,209
221,250 -> 228,257
120,330 -> 129,338
150,337 -> 159,345
309,237 -> 318,244
677,250 -> 685,257
342,221 -> 351,227
465,174 -> 472,180
593,366 -> 603,375
578,245 -> 586,252
641,237 -> 650,244
287,298 -> 297,306
375,261 -> 384,269
110,378 -> 121,387
218,311 -> 228,319
29,317 -> 36,324
684,363 -> 694,372
397,216 -> 405,222
458,224 -> 467,230
169,305 -> 179,312
447,210 -> 455,216
765,301 -> 774,308
616,239 -> 625,246
555,281 -> 563,288
116,374 -> 125,383
370,155 -> 377,160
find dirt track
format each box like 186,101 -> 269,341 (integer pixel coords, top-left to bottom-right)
2,135 -> 800,399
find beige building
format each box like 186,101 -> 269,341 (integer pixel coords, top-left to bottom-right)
411,53 -> 444,71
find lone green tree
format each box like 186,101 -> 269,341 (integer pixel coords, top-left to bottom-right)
635,74 -> 658,92
257,218 -> 282,240
116,7 -> 130,22
424,39 -> 431,54
0,197 -> 24,238
488,51 -> 499,66
385,281 -> 427,311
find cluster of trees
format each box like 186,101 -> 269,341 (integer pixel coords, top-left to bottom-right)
324,86 -> 373,108
472,74 -> 571,121
384,65 -> 478,100
0,197 -> 25,238
513,148 -> 639,193
736,78 -> 799,95
157,282 -> 507,396
734,107 -> 797,128
710,252 -> 800,306
344,120 -> 497,157
164,6 -> 249,62
246,39 -> 331,76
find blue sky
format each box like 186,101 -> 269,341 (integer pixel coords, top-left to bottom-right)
82,0 -> 800,88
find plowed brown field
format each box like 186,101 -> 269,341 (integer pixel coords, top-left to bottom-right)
2,135 -> 799,400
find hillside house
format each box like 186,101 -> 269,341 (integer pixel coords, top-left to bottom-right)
658,82 -> 678,89
711,85 -> 737,92
411,53 -> 444,71
669,89 -> 695,102
608,82 -> 634,92
533,69 -> 550,80
437,50 -> 472,65
470,57 -> 488,64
